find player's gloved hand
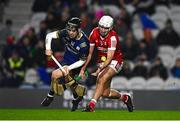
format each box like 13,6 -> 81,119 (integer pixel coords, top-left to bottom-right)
62,65 -> 69,76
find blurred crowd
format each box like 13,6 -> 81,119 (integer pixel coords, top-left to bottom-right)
0,0 -> 180,88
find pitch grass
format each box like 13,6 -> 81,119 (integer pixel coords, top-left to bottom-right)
0,109 -> 180,120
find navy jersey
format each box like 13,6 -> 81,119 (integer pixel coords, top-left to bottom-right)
57,29 -> 89,65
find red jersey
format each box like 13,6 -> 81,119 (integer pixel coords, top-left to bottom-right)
89,27 -> 123,63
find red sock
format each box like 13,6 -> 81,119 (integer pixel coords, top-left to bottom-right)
121,95 -> 128,103
89,99 -> 96,109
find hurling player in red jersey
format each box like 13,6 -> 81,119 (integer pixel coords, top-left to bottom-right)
80,15 -> 134,112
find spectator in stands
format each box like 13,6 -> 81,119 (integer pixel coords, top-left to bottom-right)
171,57 -> 180,79
2,36 -> 17,60
3,49 -> 26,87
70,0 -> 88,17
37,20 -> 48,40
17,36 -> 33,68
136,39 -> 157,61
48,0 -> 64,18
20,62 -> 40,88
119,0 -> 138,15
0,19 -> 13,45
171,0 -> 180,5
117,60 -> 133,79
0,65 -> 6,87
80,12 -> 94,35
149,57 -> 168,80
31,0 -> 52,12
136,0 -> 155,15
58,4 -> 71,29
156,19 -> 180,47
132,54 -> 149,78
45,11 -> 59,30
26,27 -> 38,47
32,40 -> 46,67
155,0 -> 170,7
0,0 -> 5,22
114,8 -> 132,39
121,31 -> 139,61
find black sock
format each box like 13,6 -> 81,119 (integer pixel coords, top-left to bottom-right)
73,93 -> 78,99
48,90 -> 54,97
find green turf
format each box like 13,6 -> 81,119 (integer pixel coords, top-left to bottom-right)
0,109 -> 180,120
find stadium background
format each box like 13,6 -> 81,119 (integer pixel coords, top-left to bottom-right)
0,0 -> 180,120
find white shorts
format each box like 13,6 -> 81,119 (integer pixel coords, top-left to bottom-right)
98,60 -> 123,73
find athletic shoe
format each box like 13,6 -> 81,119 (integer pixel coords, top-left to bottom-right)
41,96 -> 54,106
123,95 -> 134,112
71,97 -> 83,111
82,105 -> 95,112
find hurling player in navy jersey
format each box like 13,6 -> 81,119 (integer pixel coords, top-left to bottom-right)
41,17 -> 89,111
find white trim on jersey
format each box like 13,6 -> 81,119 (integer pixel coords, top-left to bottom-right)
108,36 -> 117,50
108,47 -> 116,50
90,43 -> 95,46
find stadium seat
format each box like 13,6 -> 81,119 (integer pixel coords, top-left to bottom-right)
158,45 -> 175,68
128,76 -> 146,90
151,13 -> 167,29
155,5 -> 170,16
37,84 -> 49,89
164,77 -> 180,90
31,12 -> 46,32
133,28 -> 144,41
111,76 -> 129,90
170,5 -> 180,14
151,13 -> 167,22
151,29 -> 160,39
24,68 -> 40,85
146,77 -> 165,90
171,14 -> 180,22
158,53 -> 175,68
19,84 -> 35,89
132,21 -> 142,30
172,21 -> 180,34
175,46 -> 180,57
158,45 -> 175,56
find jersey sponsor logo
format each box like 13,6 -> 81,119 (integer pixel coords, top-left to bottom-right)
80,42 -> 87,48
97,47 -> 108,53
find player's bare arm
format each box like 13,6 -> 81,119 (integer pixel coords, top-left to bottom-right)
96,49 -> 115,74
79,44 -> 95,78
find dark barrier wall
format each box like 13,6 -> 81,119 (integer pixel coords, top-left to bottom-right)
0,89 -> 180,110
0,89 -> 63,109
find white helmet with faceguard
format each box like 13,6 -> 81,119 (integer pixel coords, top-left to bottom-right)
98,15 -> 113,37
98,15 -> 113,28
